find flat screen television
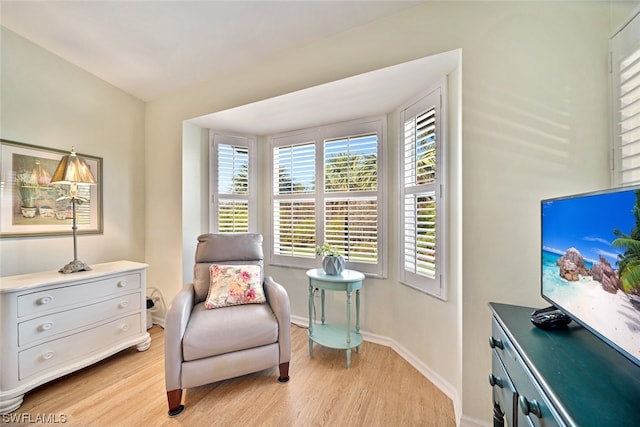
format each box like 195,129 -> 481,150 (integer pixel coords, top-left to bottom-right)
541,185 -> 640,367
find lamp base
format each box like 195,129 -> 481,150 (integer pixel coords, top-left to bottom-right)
59,259 -> 92,274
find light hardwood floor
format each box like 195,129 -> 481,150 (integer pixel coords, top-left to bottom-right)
12,324 -> 455,426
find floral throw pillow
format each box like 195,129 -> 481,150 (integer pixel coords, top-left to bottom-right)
204,264 -> 266,309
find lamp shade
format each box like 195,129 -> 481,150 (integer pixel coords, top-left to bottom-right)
50,148 -> 96,185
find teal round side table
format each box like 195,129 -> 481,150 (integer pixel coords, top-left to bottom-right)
306,268 -> 365,368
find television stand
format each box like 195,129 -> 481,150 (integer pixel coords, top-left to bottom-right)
489,302 -> 640,426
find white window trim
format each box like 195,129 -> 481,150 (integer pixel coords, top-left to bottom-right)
268,116 -> 387,277
398,79 -> 447,299
209,131 -> 257,233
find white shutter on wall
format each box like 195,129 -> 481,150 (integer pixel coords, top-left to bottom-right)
403,107 -> 437,280
273,199 -> 316,257
399,84 -> 445,299
403,192 -> 436,279
217,144 -> 248,195
612,12 -> 640,186
325,197 -> 378,263
323,134 -> 379,265
210,134 -> 255,233
217,200 -> 249,233
272,142 -> 317,259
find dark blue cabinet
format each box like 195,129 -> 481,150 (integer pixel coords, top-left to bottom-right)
489,303 -> 640,427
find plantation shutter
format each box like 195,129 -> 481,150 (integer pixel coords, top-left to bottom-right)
217,144 -> 249,232
612,12 -> 640,187
324,135 -> 378,265
400,85 -> 445,298
270,118 -> 386,276
272,142 -> 316,259
403,192 -> 436,279
210,134 -> 256,233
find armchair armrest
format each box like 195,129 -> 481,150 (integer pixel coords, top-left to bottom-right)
164,283 -> 195,391
264,276 -> 291,364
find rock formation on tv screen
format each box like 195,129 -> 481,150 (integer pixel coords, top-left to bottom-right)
557,248 -> 623,295
557,247 -> 589,281
591,255 -> 622,294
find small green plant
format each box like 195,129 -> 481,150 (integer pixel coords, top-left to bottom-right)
315,242 -> 341,257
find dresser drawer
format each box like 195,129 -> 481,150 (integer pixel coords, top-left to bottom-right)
491,351 -> 516,427
18,292 -> 141,346
19,313 -> 142,380
491,317 -> 563,427
490,317 -> 519,371
17,273 -> 141,317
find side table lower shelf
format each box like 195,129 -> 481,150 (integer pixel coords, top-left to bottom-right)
308,324 -> 363,366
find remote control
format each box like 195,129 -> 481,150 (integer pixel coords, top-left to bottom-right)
531,308 -> 571,329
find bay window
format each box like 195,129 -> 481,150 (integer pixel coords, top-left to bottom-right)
270,117 -> 386,276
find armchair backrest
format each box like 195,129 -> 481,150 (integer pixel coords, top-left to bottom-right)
192,233 -> 264,303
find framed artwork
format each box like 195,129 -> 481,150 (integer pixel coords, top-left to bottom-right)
0,139 -> 103,237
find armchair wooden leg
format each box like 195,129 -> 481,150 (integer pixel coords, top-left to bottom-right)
278,362 -> 290,383
167,389 -> 185,417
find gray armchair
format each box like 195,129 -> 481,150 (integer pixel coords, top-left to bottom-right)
164,233 -> 290,416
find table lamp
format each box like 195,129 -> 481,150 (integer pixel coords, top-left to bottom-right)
50,147 -> 96,274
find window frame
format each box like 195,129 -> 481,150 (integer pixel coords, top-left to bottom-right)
268,116 -> 387,277
209,132 -> 257,233
398,80 -> 447,299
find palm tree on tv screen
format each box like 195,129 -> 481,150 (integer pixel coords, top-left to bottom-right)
612,190 -> 640,294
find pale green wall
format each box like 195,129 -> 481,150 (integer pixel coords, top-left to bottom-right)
0,28 -> 146,276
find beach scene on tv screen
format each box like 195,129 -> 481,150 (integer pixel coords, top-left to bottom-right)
542,189 -> 640,364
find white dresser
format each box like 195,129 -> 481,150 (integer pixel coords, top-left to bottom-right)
0,261 -> 151,414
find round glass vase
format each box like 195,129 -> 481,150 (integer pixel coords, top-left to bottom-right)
322,255 -> 345,275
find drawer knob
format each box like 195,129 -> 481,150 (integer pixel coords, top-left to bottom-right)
488,373 -> 503,388
38,296 -> 54,305
40,321 -> 55,331
518,395 -> 542,418
118,301 -> 129,309
118,280 -> 128,288
42,351 -> 55,360
121,324 -> 130,332
488,336 -> 504,349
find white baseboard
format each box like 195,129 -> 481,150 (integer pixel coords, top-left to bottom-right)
151,313 -> 165,329
389,337 -> 462,424
459,415 -> 491,427
290,315 -> 309,328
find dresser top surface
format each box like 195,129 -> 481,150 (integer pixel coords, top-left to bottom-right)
490,302 -> 640,426
0,260 -> 148,293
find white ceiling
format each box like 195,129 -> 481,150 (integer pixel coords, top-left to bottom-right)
1,0 -> 458,135
188,50 -> 459,135
1,0 -> 423,102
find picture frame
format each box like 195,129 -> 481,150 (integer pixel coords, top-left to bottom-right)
0,139 -> 103,237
